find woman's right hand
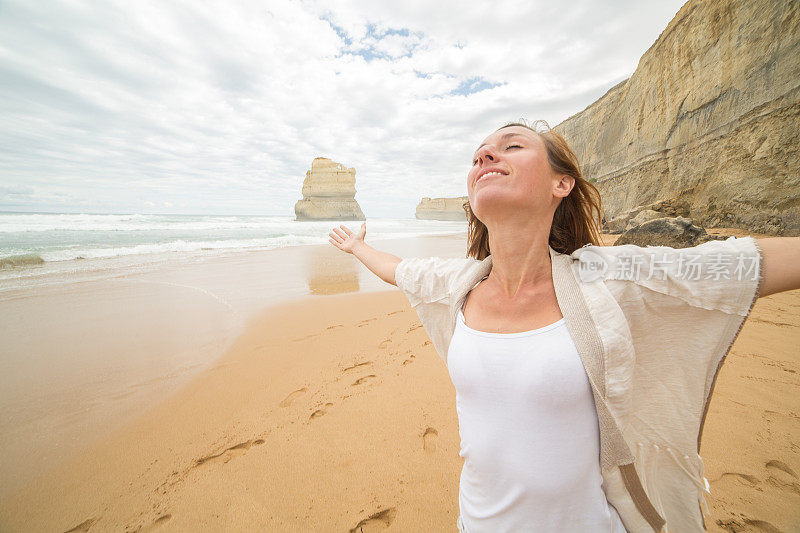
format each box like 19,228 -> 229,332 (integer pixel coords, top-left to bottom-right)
329,222 -> 366,254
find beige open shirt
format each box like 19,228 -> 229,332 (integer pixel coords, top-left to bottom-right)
394,236 -> 763,532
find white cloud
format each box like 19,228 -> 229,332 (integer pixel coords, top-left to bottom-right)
0,0 -> 687,216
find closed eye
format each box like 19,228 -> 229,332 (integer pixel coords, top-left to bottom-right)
472,144 -> 523,164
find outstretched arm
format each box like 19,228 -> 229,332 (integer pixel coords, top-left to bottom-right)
329,222 -> 402,286
755,237 -> 800,298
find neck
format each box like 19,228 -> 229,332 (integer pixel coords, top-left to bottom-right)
485,218 -> 553,300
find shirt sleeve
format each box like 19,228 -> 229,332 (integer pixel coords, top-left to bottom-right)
571,236 -> 763,316
394,256 -> 474,308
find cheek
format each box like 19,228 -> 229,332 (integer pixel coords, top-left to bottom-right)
518,158 -> 553,188
515,174 -> 550,201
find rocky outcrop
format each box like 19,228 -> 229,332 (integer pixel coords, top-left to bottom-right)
553,0 -> 799,236
294,158 -> 366,221
0,253 -> 45,269
415,197 -> 468,221
626,210 -> 662,230
613,216 -> 727,247
605,197 -> 692,233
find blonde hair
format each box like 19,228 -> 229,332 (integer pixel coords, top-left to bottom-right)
463,119 -> 605,259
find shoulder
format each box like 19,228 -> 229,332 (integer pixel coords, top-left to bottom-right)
395,256 -> 482,307
568,236 -> 760,279
568,236 -> 761,315
397,255 -> 478,270
395,256 -> 479,283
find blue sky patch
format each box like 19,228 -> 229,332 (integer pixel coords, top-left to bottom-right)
451,77 -> 503,96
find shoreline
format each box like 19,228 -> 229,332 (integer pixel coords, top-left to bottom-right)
0,229 -> 470,294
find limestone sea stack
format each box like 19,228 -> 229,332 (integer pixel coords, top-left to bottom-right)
415,197 -> 468,221
552,0 -> 799,236
294,157 -> 366,221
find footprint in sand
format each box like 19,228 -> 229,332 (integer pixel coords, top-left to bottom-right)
387,310 -> 403,316
135,514 -> 172,532
748,316 -> 795,328
343,361 -> 372,372
193,439 -> 265,468
292,333 -> 321,342
422,427 -> 438,453
765,459 -> 798,478
765,459 -> 800,495
327,324 -> 344,329
379,338 -> 392,349
63,517 -> 97,532
351,375 -> 377,386
406,324 -> 422,333
718,472 -> 760,486
357,318 -> 378,327
310,403 -> 334,420
349,507 -> 397,532
716,517 -> 783,533
280,387 -> 307,407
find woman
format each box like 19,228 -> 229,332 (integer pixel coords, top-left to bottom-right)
328,120 -> 799,532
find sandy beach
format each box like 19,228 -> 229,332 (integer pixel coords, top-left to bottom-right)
1,230 -> 798,532
2,0 -> 797,530
0,231 -> 469,500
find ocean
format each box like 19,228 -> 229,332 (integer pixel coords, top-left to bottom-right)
0,212 -> 468,290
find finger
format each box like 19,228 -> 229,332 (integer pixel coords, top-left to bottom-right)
332,227 -> 347,238
340,225 -> 353,235
329,231 -> 342,242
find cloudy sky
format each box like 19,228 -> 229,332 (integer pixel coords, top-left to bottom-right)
0,0 -> 686,217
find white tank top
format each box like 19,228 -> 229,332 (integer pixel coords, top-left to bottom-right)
448,277 -> 627,533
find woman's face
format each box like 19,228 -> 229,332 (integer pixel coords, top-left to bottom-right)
467,126 -> 568,221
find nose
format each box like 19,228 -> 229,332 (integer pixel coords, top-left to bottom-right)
474,144 -> 497,166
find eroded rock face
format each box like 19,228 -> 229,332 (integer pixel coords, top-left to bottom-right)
294,158 -> 365,221
415,197 -> 468,221
554,0 -> 799,236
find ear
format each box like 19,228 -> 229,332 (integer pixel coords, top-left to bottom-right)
553,174 -> 575,198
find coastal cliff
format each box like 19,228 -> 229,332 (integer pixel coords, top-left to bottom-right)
553,0 -> 799,235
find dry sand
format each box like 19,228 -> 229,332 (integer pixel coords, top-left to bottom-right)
1,231 -> 798,532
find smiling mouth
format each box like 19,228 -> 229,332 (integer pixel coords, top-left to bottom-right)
476,171 -> 505,183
